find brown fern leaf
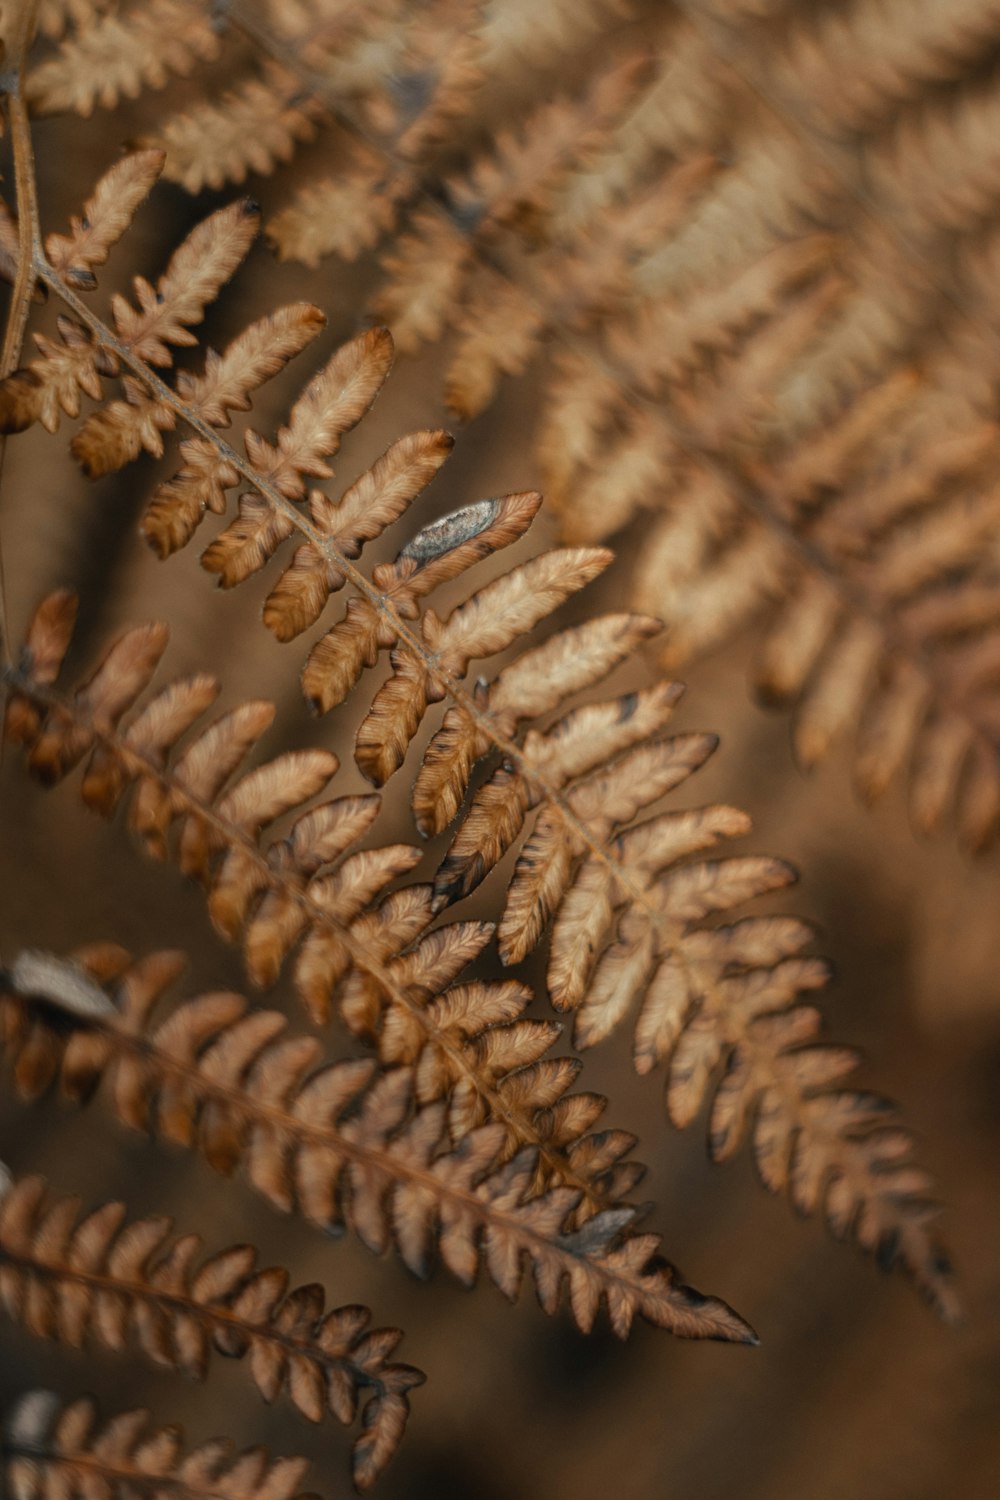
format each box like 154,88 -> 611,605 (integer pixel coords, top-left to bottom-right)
138,62 -> 326,193
73,303 -> 327,483
774,0 -> 1000,135
35,1 -> 115,41
260,430 -> 452,643
442,272 -> 545,422
0,152 -> 259,435
371,212 -> 472,355
422,621 -> 957,1318
614,353 -> 1000,849
43,148 -> 165,291
0,598 -> 650,1210
148,325 -> 395,564
297,489 -> 545,718
861,80 -> 1000,239
268,139 -> 412,269
26,0 -> 220,116
604,234 -> 836,401
0,1168 -> 422,1490
438,156 -> 719,423
345,535 -> 613,783
1,1390 -> 321,1500
0,951 -> 756,1347
445,55 -> 644,241
335,57 -> 666,361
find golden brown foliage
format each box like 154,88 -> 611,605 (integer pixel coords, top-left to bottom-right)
29,0 -> 998,845
1,581 -> 956,1320
0,1162 -> 421,1490
1,1390 -> 320,1500
0,946 -> 754,1346
0,3 -> 985,1492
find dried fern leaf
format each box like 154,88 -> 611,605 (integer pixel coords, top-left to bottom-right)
233,325 -> 394,499
0,954 -> 756,1347
1,1390 -> 321,1500
1,597 -> 654,1211
110,198 -> 260,367
0,1169 -> 422,1489
139,62 -> 325,192
43,149 -> 165,291
777,0 -> 1000,134
139,323 -> 393,558
412,611 -> 663,837
263,429 -> 454,642
0,177 -> 260,437
447,56 -> 644,240
300,490 -> 543,718
372,211 -> 472,354
477,0 -> 632,72
443,274 -> 546,421
0,316 -> 119,434
606,234 -> 835,396
268,141 -> 412,268
26,0 -> 220,116
35,1 -> 115,42
74,304 -> 327,481
353,544 -> 613,784
415,604 -> 957,1316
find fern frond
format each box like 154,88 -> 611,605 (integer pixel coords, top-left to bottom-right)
0,948 -> 756,1346
867,78 -> 1000,237
0,1168 -> 422,1490
371,212 -> 471,354
1,1390 -> 320,1500
445,56 -> 643,242
73,303 -> 327,481
403,607 -> 958,1318
476,0 -> 632,72
775,0 -> 1000,133
321,526 -> 611,777
26,0 -> 220,116
136,321 -> 397,561
35,1 -> 115,43
43,148 -> 165,291
0,595 -> 653,1212
268,140 -> 411,268
139,62 -> 326,193
0,153 -> 260,434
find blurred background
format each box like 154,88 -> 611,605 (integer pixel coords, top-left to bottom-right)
2,2 -> 1000,1496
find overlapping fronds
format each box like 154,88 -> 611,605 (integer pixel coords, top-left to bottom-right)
1,1390 -> 321,1500
410,590 -> 959,1320
19,12 -> 1000,853
25,0 -> 994,855
0,590 -> 656,1217
0,1165 -> 421,1490
1,578 -> 958,1317
0,946 -> 755,1346
0,0 -> 976,1387
0,150 -> 263,437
